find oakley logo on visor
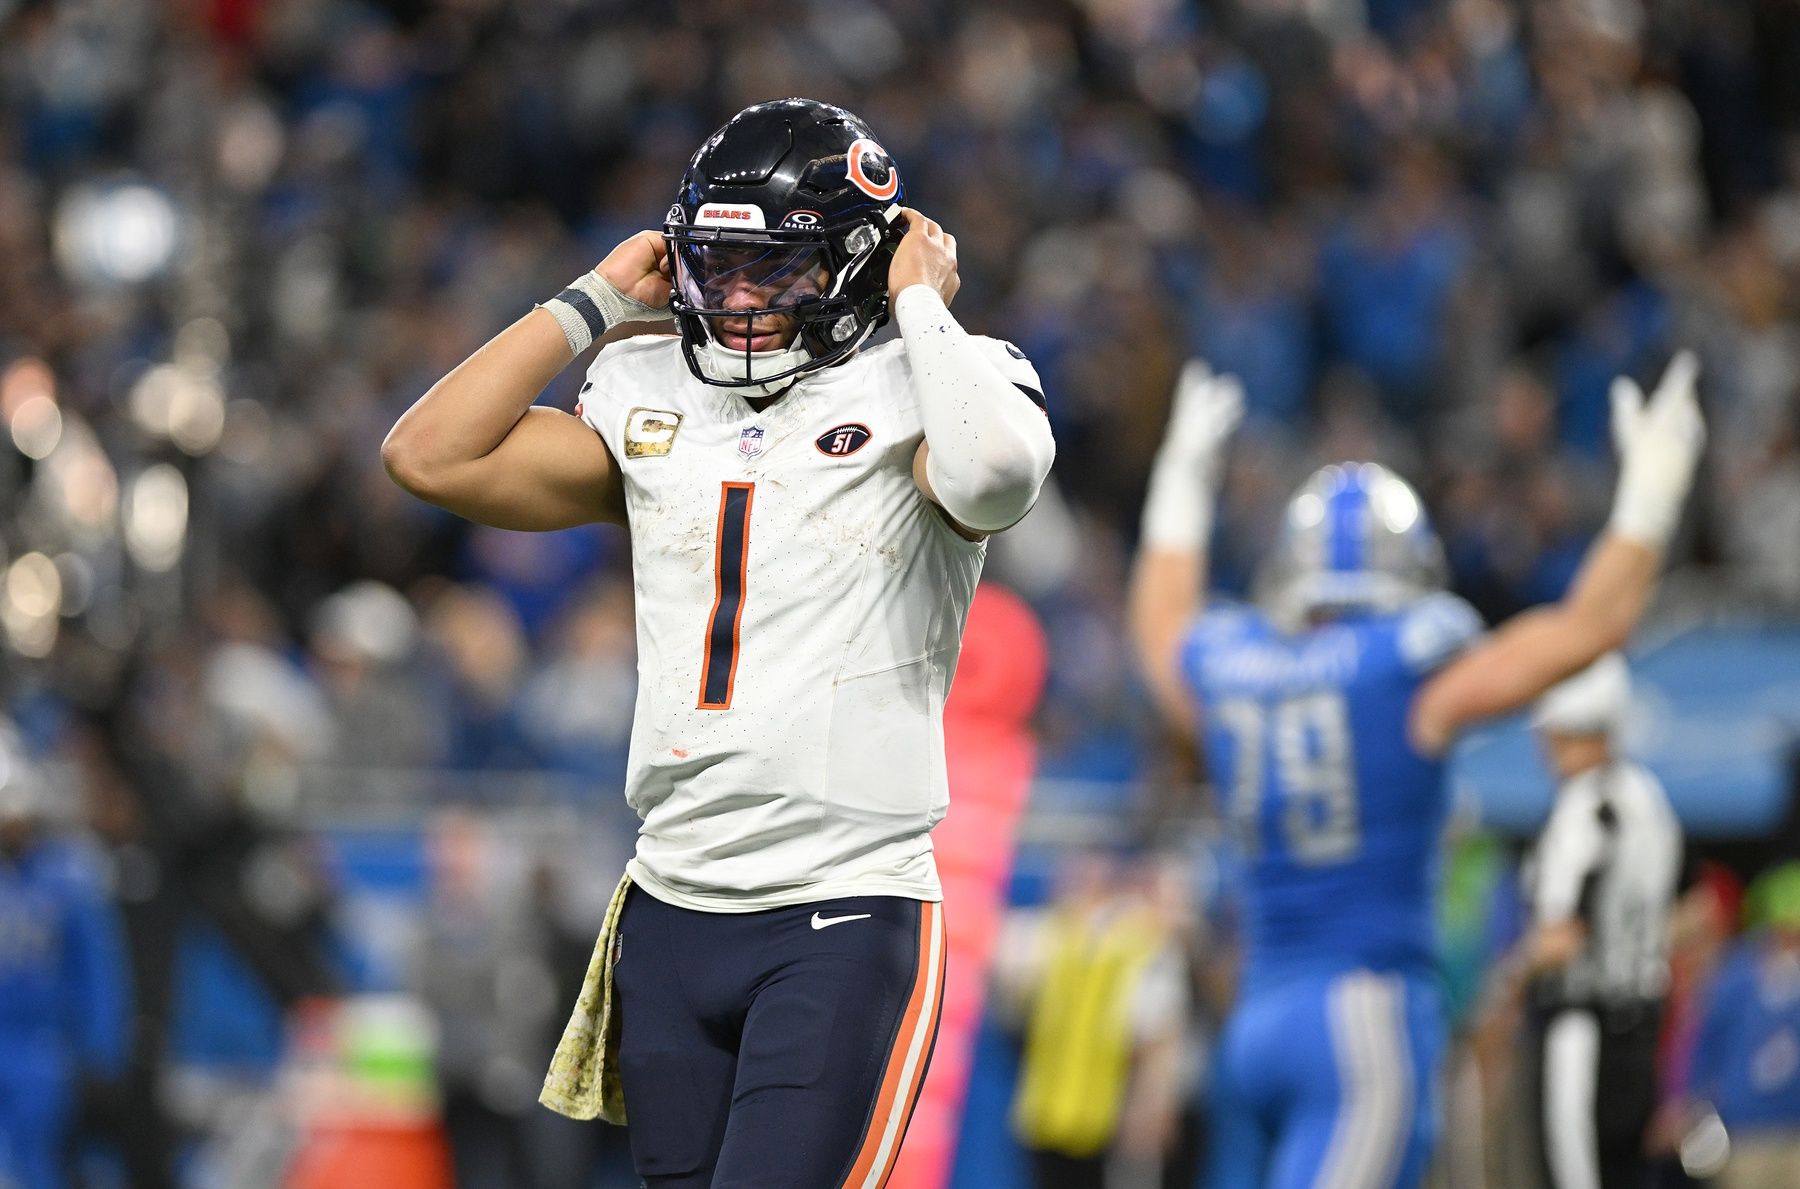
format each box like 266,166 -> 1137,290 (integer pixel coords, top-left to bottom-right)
696,204 -> 767,229
846,138 -> 899,201
781,209 -> 823,229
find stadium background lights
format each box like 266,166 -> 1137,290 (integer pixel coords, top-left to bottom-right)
3,357 -> 60,459
129,318 -> 230,457
3,552 -> 62,658
124,464 -> 189,573
39,418 -> 119,538
52,180 -> 181,286
53,553 -> 94,619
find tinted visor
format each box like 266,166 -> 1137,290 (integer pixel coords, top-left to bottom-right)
672,238 -> 831,312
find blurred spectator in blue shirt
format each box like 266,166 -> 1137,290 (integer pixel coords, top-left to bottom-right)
423,584 -> 540,775
0,723 -> 129,1189
1317,145 -> 1471,416
520,578 -> 638,795
1683,863 -> 1800,1188
1185,208 -> 1313,428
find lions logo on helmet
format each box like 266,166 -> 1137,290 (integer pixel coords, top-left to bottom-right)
1256,462 -> 1449,631
664,98 -> 907,397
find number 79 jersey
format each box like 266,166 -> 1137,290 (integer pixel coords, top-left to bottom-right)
1179,596 -> 1483,993
578,335 -> 1039,912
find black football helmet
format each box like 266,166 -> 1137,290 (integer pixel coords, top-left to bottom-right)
665,98 -> 907,395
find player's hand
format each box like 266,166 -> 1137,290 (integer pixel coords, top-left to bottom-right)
1160,359 -> 1245,467
1139,359 -> 1242,548
887,208 -> 960,305
1606,349 -> 1705,546
1610,349 -> 1704,463
594,231 -> 676,317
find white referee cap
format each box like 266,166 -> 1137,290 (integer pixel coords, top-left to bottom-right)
1532,653 -> 1632,737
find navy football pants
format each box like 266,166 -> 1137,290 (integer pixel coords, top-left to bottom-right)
611,887 -> 945,1188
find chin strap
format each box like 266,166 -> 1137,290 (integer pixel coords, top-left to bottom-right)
695,340 -> 813,397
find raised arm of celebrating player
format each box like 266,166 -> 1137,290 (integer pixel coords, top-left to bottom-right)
1126,362 -> 1245,727
380,232 -> 675,531
887,208 -> 1057,537
1408,352 -> 1706,754
1127,353 -> 1706,752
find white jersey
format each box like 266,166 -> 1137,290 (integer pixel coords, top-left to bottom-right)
577,334 -> 1041,911
1527,760 -> 1683,1005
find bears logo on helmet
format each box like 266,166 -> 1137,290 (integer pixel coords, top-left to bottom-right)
845,138 -> 899,202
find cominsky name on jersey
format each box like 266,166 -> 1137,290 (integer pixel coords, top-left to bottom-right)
1197,625 -> 1363,690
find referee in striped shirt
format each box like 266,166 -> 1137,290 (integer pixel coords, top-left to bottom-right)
1515,654 -> 1683,1189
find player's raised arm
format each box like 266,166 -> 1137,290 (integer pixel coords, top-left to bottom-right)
892,209 -> 1056,538
380,232 -> 675,531
1126,362 -> 1244,730
1409,352 -> 1707,755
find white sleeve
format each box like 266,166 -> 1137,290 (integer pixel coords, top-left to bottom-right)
895,285 -> 1055,532
575,347 -> 616,443
575,340 -> 663,461
1532,780 -> 1610,924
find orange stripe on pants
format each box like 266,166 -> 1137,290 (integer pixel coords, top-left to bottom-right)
839,901 -> 946,1189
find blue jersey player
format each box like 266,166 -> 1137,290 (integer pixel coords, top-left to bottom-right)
1128,355 -> 1705,1188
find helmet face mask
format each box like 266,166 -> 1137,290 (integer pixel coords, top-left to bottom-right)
1256,462 -> 1449,631
666,99 -> 905,396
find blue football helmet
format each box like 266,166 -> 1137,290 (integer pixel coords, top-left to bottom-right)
1256,462 -> 1448,630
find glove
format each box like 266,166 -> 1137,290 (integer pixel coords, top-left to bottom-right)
1140,360 -> 1245,549
1606,350 -> 1706,548
1159,360 -> 1246,470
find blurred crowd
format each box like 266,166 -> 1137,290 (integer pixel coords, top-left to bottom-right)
3,0 -> 1800,1185
3,0 -> 1800,781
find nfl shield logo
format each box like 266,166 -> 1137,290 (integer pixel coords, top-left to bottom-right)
737,426 -> 765,460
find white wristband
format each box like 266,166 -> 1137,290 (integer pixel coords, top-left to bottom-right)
537,271 -> 672,355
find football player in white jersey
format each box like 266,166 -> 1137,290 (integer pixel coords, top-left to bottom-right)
382,98 -> 1055,1188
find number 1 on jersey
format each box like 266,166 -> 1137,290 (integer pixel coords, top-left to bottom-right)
699,482 -> 754,709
